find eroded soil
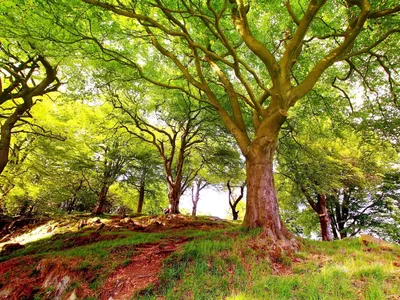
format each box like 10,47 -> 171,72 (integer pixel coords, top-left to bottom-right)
101,236 -> 190,300
0,215 -> 221,299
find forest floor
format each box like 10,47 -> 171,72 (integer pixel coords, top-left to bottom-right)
0,214 -> 399,300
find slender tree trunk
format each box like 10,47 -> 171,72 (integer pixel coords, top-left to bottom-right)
331,221 -> 339,239
232,209 -> 239,221
137,180 -> 145,214
243,141 -> 292,242
227,179 -> 245,221
316,194 -> 333,241
191,180 -> 201,217
67,180 -> 83,214
93,185 -> 109,215
67,196 -> 77,214
191,195 -> 198,217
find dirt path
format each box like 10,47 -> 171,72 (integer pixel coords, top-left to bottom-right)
100,236 -> 190,300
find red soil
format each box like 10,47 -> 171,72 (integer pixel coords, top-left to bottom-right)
101,236 -> 190,300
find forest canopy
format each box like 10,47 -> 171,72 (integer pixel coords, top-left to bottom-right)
0,0 -> 399,243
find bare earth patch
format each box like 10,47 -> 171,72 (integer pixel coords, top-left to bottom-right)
101,236 -> 189,300
0,215 -> 226,299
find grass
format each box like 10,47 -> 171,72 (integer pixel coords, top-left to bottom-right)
138,230 -> 400,300
1,217 -> 399,299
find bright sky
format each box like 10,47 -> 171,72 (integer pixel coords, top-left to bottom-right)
180,187 -> 243,219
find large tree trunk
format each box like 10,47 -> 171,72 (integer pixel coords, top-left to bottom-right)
243,140 -> 292,242
137,180 -> 145,214
0,103 -> 29,174
166,183 -> 181,214
93,185 -> 109,215
0,125 -> 12,175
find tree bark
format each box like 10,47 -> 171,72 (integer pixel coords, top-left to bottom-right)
232,209 -> 239,221
191,179 -> 201,217
0,123 -> 13,174
227,179 -> 245,221
93,185 -> 109,215
167,183 -> 181,214
316,194 -> 334,241
301,187 -> 334,241
0,97 -> 33,174
331,218 -> 339,240
243,140 -> 292,242
137,179 -> 145,214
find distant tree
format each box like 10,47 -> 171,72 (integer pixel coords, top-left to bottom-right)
112,93 -> 214,214
190,177 -> 208,217
86,140 -> 128,214
278,114 -> 399,241
227,179 -> 246,221
327,172 -> 400,240
123,147 -> 164,214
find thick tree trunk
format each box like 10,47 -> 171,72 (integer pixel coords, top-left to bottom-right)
166,183 -> 181,214
93,185 -> 109,215
137,180 -> 145,214
0,120 -> 15,174
243,141 -> 292,242
316,194 -> 333,241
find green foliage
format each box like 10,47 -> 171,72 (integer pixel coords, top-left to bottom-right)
277,100 -> 400,240
1,0 -> 399,238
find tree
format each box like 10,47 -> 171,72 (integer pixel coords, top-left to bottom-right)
88,140 -> 129,214
0,41 -> 60,174
123,146 -> 164,214
112,93 -> 213,214
326,172 -> 400,240
6,0 -> 399,243
277,113 -> 399,241
227,179 -> 246,221
199,141 -> 246,220
190,176 -> 208,217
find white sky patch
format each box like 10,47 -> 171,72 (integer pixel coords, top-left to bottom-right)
353,81 -> 365,109
180,187 -> 238,219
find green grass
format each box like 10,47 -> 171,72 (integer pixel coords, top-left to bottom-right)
138,230 -> 400,300
1,217 -> 399,300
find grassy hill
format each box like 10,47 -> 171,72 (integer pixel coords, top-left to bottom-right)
0,215 -> 399,299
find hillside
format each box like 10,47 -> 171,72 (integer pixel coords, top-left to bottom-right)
0,215 -> 399,300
